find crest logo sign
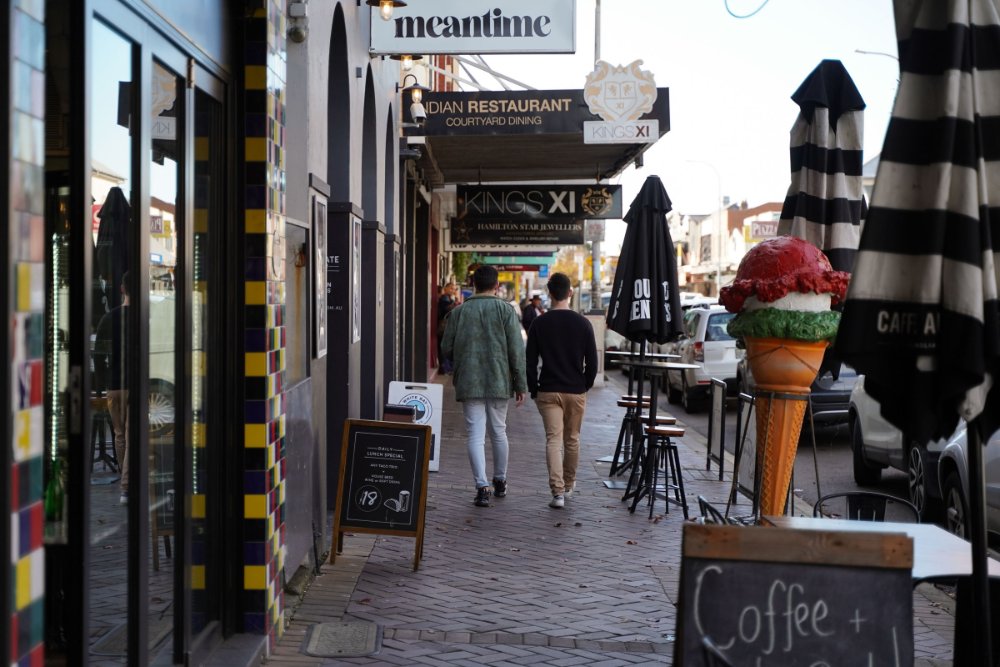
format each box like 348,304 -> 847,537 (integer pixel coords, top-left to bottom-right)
581,187 -> 613,217
584,60 -> 657,122
583,60 -> 660,144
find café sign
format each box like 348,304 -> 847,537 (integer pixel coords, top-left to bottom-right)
457,184 -> 622,221
370,0 -> 576,55
450,218 -> 584,245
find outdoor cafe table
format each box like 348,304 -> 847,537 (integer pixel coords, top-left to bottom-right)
765,514 -> 1000,663
616,360 -> 699,511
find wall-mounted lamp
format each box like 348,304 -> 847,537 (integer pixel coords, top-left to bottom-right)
397,73 -> 430,125
390,53 -> 422,71
363,0 -> 406,21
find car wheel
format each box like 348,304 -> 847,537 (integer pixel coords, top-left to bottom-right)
906,445 -> 930,519
149,379 -> 176,438
681,375 -> 701,414
666,372 -> 681,404
850,415 -> 882,485
942,470 -> 968,539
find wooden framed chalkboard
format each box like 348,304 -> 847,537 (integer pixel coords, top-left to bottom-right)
675,524 -> 915,666
331,419 -> 432,571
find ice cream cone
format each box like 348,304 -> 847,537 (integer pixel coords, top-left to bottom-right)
745,336 -> 828,516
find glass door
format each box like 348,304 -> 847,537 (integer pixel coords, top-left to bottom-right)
43,1 -> 228,660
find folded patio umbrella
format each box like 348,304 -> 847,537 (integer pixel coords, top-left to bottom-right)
836,1 -> 1000,661
606,175 -> 684,346
777,59 -> 867,273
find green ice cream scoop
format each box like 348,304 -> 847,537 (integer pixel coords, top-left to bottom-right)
727,308 -> 840,343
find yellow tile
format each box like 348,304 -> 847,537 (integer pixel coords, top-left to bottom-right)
245,494 -> 267,519
15,556 -> 31,610
244,565 -> 267,590
246,281 -> 266,305
195,137 -> 210,161
245,209 -> 267,234
194,209 -> 209,234
245,65 -> 267,90
192,493 -> 206,519
192,422 -> 206,447
245,423 -> 267,448
245,137 -> 267,162
245,352 -> 267,377
191,565 -> 206,590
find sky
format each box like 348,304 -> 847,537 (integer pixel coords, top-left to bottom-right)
471,0 -> 900,252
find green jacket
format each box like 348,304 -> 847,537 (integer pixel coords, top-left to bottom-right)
441,294 -> 528,401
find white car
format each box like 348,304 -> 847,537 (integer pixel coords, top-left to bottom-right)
849,375 -> 945,519
664,305 -> 741,413
937,425 -> 1000,545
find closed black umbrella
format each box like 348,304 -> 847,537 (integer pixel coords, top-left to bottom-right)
607,175 -> 684,345
777,59 -> 867,274
837,1 -> 1000,662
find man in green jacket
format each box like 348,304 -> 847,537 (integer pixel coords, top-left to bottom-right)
442,266 -> 528,507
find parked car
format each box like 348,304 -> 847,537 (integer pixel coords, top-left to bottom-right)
937,425 -> 1000,546
664,305 -> 742,412
848,375 -> 945,519
739,354 -> 858,429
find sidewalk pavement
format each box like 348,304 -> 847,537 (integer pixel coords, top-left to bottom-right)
265,374 -> 956,666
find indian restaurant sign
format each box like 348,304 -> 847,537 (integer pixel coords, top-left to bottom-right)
420,88 -> 670,137
370,0 -> 576,55
457,184 -> 622,221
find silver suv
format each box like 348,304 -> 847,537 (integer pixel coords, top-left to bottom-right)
937,425 -> 1000,546
665,305 -> 741,413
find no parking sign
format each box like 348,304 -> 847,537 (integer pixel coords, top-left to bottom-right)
387,382 -> 443,471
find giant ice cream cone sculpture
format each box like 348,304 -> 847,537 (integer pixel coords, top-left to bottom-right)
720,237 -> 850,516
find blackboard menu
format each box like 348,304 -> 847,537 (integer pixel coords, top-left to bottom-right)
675,524 -> 914,666
332,419 -> 431,570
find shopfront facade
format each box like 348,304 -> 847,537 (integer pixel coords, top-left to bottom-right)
2,1 -> 421,664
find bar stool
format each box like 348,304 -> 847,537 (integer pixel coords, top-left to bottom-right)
610,396 -> 651,476
642,423 -> 689,520
90,394 -> 118,473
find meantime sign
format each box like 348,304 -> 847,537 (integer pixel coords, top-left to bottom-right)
450,218 -> 584,245
370,0 -> 576,55
457,184 -> 622,221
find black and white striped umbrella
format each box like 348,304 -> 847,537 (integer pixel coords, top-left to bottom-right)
837,0 -> 1000,446
777,59 -> 866,273
836,2 -> 1000,660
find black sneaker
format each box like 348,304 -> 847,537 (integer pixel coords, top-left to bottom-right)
474,487 -> 491,507
492,477 -> 507,498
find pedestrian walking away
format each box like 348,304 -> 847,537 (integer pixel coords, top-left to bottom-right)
525,272 -> 598,509
442,265 -> 527,507
521,294 -> 545,331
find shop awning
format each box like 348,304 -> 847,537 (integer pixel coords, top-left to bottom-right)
408,88 -> 669,186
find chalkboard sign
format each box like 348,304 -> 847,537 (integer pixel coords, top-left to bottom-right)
331,419 -> 432,571
675,524 -> 915,666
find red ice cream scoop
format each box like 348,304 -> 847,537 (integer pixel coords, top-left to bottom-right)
719,236 -> 850,313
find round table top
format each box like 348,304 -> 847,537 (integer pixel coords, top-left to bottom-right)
618,359 -> 700,371
605,350 -> 680,360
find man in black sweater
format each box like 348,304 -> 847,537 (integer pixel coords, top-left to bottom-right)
525,273 -> 598,508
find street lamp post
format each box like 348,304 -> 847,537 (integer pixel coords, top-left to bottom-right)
686,160 -> 724,295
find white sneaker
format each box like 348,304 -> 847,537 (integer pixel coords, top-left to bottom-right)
119,493 -> 128,506
549,494 -> 565,509
564,483 -> 576,497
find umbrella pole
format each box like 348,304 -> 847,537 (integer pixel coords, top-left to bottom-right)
964,419 -> 993,666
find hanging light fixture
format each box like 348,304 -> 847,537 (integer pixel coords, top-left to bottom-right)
389,53 -> 422,71
398,73 -> 431,124
365,0 -> 406,21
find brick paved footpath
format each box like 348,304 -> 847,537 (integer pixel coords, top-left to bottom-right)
266,374 -> 956,666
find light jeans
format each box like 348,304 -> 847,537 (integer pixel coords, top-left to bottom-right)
534,392 -> 587,495
462,398 -> 511,489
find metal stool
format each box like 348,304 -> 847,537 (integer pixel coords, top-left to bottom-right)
610,396 -> 651,476
643,424 -> 689,520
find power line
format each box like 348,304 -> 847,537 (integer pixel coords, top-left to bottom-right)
724,0 -> 771,19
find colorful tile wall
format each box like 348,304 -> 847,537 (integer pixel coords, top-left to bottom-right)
8,2 -> 47,665
243,0 -> 287,649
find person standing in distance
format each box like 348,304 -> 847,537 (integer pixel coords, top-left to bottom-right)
525,272 -> 597,509
442,266 -> 528,507
521,294 -> 544,331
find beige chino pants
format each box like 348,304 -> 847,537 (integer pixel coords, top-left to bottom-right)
534,391 -> 587,495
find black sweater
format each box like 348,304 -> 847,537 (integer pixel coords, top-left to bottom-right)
525,309 -> 598,396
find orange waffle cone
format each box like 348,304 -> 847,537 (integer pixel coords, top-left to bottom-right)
745,337 -> 828,516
